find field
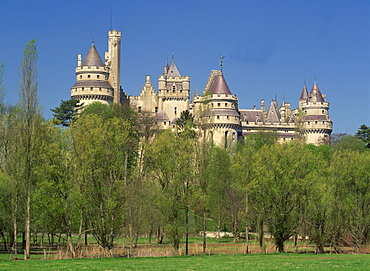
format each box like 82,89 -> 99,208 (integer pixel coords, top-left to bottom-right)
0,253 -> 369,270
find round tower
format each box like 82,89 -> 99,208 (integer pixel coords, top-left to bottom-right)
71,43 -> 114,106
194,70 -> 241,148
300,80 -> 332,145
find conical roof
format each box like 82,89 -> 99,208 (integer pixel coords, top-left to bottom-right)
81,43 -> 105,67
299,84 -> 308,101
209,75 -> 232,95
310,81 -> 325,102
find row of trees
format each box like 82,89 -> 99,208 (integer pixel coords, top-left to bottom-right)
0,41 -> 370,259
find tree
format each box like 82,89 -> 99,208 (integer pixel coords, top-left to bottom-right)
250,143 -> 313,252
145,130 -> 195,252
51,99 -> 83,127
328,150 -> 370,251
18,40 -> 41,260
355,124 -> 370,148
72,105 -> 138,255
0,62 -> 4,114
331,133 -> 367,152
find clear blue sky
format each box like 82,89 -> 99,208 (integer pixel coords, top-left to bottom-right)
0,0 -> 369,134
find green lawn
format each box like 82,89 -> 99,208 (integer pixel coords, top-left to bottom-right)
0,254 -> 369,270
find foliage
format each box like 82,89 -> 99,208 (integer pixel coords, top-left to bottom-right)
355,124 -> 370,148
51,99 -> 83,127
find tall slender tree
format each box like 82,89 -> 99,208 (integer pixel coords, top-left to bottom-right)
18,40 -> 40,260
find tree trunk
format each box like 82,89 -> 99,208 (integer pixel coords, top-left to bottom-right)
12,191 -> 18,260
185,207 -> 189,255
202,211 -> 207,253
244,193 -> 249,254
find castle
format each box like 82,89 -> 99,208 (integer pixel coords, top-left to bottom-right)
71,30 -> 332,146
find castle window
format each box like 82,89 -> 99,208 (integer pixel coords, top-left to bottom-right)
80,75 -> 82,79
88,75 -> 91,78
174,107 -> 177,115
90,87 -> 93,91
308,122 -> 310,125
218,103 -> 220,107
164,122 -> 166,125
155,107 -> 158,113
97,75 -> 100,79
82,87 -> 84,91
172,85 -> 176,92
227,116 -> 229,119
322,110 -> 325,113
225,103 -> 228,107
138,106 -> 142,113
217,116 -> 220,119
99,88 -> 102,91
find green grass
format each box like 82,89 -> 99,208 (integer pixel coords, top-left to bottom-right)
0,253 -> 369,270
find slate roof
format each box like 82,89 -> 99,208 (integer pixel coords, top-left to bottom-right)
167,60 -> 181,77
81,43 -> 105,67
309,81 -> 325,102
154,111 -> 170,121
209,75 -> 232,95
72,80 -> 113,88
305,115 -> 328,121
299,84 -> 308,101
239,109 -> 264,122
266,100 -> 281,123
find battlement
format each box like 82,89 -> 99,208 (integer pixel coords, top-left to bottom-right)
108,30 -> 121,37
76,66 -> 109,72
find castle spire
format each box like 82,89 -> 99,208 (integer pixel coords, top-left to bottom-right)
299,81 -> 308,101
310,79 -> 325,102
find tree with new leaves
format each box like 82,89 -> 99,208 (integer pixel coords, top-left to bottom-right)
250,142 -> 314,252
145,129 -> 195,252
72,103 -> 138,254
18,40 -> 41,260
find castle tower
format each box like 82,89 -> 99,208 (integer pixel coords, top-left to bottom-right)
300,80 -> 332,145
193,70 -> 241,148
105,30 -> 122,104
157,56 -> 190,121
70,43 -> 114,106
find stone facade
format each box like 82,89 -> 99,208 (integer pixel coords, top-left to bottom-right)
71,30 -> 333,146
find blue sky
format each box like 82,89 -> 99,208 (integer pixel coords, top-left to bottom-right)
0,0 -> 369,134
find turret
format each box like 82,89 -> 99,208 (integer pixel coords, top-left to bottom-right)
300,79 -> 332,145
194,70 -> 241,148
70,43 -> 114,106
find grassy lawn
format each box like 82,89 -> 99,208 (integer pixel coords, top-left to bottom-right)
0,253 -> 369,270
